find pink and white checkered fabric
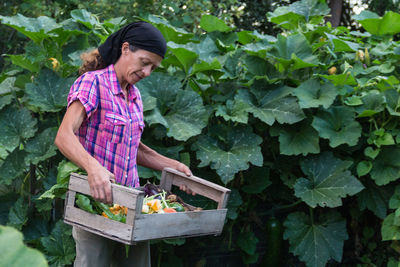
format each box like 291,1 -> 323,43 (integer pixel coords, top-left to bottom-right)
67,64 -> 144,187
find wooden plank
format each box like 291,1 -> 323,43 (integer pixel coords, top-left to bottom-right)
160,172 -> 173,191
66,191 -> 76,207
64,205 -> 134,244
160,168 -> 231,209
68,173 -> 144,209
218,191 -> 231,209
132,209 -> 227,241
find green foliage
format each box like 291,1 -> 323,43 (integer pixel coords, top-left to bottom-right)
40,221 -> 75,267
0,225 -> 48,267
2,0 -> 400,265
284,210 -> 348,267
294,152 -> 364,208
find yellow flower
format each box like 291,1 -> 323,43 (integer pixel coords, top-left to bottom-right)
147,199 -> 162,212
328,66 -> 337,75
49,57 -> 59,70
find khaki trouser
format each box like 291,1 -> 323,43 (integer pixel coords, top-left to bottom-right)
72,226 -> 151,267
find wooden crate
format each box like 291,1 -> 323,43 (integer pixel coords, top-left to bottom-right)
63,167 -> 231,244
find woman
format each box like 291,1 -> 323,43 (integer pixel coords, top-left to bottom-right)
55,21 -> 192,267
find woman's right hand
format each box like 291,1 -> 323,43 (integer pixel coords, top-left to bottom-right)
87,161 -> 115,204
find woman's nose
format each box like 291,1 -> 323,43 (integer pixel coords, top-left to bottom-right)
143,66 -> 152,77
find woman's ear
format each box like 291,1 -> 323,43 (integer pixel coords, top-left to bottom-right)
121,42 -> 130,54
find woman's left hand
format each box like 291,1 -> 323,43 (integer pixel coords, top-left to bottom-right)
176,162 -> 191,176
176,162 -> 196,196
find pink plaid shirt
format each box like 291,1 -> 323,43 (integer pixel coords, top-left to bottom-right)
67,64 -> 144,187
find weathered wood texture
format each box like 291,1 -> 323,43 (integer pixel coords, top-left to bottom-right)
64,168 -> 231,244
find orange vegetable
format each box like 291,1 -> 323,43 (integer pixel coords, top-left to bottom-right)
147,199 -> 162,212
163,208 -> 177,213
101,212 -> 108,218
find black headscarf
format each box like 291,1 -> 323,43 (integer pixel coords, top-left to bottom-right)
98,21 -> 167,66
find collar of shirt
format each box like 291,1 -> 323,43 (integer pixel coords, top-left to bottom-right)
107,64 -> 138,102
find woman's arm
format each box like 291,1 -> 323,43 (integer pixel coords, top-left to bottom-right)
137,142 -> 191,176
137,142 -> 195,194
54,101 -> 114,203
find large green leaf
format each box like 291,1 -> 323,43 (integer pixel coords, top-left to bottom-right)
167,37 -> 222,74
0,105 -> 37,152
0,95 -> 13,111
243,55 -> 280,81
325,33 -> 360,52
294,152 -> 364,208
0,14 -> 59,43
226,188 -> 243,220
382,213 -> 400,241
0,148 -> 27,185
0,77 -> 20,96
0,225 -> 48,267
283,210 -> 348,267
268,0 -> 329,29
272,120 -> 320,156
269,33 -> 319,70
70,9 -> 100,30
237,230 -> 258,255
354,91 -> 384,118
137,72 -> 208,141
25,128 -> 58,165
385,89 -> 400,116
193,36 -> 222,64
200,15 -> 232,32
192,125 -> 263,184
293,78 -> 337,109
23,217 -> 51,243
25,68 -> 75,112
312,106 -> 362,147
50,20 -> 88,46
370,147 -> 400,185
167,43 -> 198,73
354,10 -> 400,36
357,179 -> 391,219
241,166 -> 271,194
56,160 -> 80,184
146,15 -> 194,44
36,182 -> 69,212
215,99 -> 249,124
7,54 -> 40,73
320,73 -> 358,87
40,220 -> 75,267
7,197 -> 28,231
235,82 -> 305,126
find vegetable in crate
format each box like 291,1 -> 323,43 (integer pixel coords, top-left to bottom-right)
75,193 -> 128,223
141,183 -> 197,213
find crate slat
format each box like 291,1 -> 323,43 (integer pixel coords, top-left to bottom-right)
64,205 -> 133,244
132,209 -> 227,241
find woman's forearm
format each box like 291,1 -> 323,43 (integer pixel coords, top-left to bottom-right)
136,142 -> 180,171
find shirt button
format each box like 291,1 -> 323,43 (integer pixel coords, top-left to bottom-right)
127,156 -> 130,160
129,119 -> 132,122
125,174 -> 128,178
129,137 -> 132,141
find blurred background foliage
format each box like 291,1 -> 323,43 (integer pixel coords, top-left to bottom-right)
1,0 -> 399,71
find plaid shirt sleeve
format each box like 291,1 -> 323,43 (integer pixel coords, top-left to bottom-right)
67,72 -> 99,119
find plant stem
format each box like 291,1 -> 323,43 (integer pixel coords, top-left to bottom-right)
257,200 -> 302,216
310,207 -> 314,225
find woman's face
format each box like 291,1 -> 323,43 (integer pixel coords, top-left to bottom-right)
116,42 -> 163,85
